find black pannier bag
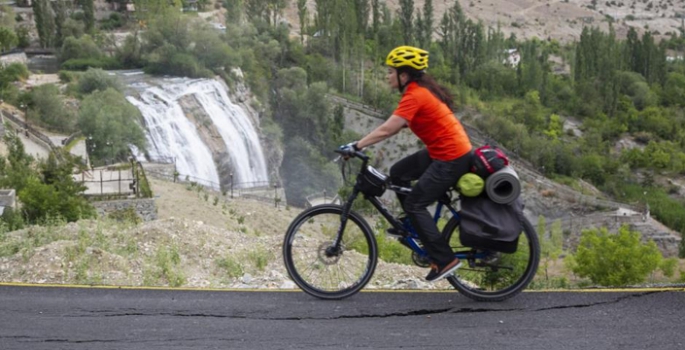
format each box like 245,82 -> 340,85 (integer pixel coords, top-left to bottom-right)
458,195 -> 524,253
358,166 -> 388,197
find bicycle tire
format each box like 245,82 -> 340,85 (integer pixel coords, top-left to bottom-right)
282,204 -> 378,300
442,215 -> 540,302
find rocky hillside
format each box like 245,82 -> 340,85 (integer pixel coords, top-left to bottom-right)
284,0 -> 685,43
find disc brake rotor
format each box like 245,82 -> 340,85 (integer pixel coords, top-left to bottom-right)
317,241 -> 343,265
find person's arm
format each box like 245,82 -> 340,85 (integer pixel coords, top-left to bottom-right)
356,115 -> 407,149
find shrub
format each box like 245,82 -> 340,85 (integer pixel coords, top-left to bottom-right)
58,70 -> 78,83
107,207 -> 142,225
0,207 -> 25,231
28,83 -> 77,132
60,35 -> 101,63
77,68 -> 123,94
1,63 -> 29,82
567,226 -> 662,286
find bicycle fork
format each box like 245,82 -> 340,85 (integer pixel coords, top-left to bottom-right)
327,188 -> 361,257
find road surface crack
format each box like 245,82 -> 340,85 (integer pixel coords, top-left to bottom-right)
533,291 -> 660,311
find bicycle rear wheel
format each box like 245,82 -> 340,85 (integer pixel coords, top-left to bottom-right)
442,216 -> 540,302
283,205 -> 378,300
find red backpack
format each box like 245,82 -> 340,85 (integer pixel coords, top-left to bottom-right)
471,145 -> 509,179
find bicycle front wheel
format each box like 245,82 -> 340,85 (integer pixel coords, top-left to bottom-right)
283,204 -> 378,300
443,216 -> 540,302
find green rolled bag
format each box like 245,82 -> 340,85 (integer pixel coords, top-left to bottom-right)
457,172 -> 485,197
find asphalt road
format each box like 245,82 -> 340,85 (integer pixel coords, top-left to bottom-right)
1,285 -> 684,350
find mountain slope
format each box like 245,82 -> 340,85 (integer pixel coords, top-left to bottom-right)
284,0 -> 685,43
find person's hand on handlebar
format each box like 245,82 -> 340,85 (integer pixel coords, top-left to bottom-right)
338,141 -> 361,158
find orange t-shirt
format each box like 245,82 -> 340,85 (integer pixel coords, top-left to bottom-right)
392,82 -> 472,161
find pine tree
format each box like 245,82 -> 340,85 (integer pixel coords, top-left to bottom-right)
398,0 -> 413,44
371,0 -> 380,38
81,0 -> 95,32
225,0 -> 243,24
297,0 -> 307,44
354,0 -> 370,36
422,0 -> 433,48
32,0 -> 55,48
52,0 -> 68,47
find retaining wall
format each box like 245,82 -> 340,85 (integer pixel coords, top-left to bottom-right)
91,198 -> 157,222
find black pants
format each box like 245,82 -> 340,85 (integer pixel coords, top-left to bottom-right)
390,149 -> 472,265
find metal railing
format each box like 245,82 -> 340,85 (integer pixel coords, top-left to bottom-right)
77,168 -> 137,199
143,165 -> 285,206
1,110 -> 56,150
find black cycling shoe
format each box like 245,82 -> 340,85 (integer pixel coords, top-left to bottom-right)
386,227 -> 408,239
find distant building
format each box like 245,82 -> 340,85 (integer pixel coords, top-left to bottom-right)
503,49 -> 520,67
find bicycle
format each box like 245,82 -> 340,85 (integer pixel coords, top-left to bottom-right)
282,149 -> 540,301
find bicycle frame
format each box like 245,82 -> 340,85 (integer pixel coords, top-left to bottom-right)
334,150 -> 490,262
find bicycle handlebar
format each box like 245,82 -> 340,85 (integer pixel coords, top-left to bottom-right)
334,149 -> 369,161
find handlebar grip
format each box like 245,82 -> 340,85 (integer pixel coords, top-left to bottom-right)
334,149 -> 369,161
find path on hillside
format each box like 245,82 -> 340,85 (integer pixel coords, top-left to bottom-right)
517,0 -> 563,16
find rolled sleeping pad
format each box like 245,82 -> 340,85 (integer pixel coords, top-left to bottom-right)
485,166 -> 521,204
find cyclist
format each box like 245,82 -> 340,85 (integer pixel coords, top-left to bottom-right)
340,45 -> 473,282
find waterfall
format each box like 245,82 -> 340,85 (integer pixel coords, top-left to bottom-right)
125,75 -> 269,189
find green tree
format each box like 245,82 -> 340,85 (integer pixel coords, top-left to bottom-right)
79,0 -> 95,32
0,131 -> 34,194
0,27 -> 17,51
297,0 -> 307,44
61,18 -> 85,39
568,226 -> 662,286
353,0 -> 369,35
52,0 -> 68,47
371,0 -> 380,37
77,68 -> 124,95
398,0 -> 414,44
29,84 -> 77,132
14,26 -> 30,48
60,35 -> 102,63
32,0 -> 56,48
78,89 -> 147,164
420,0 -> 433,48
661,72 -> 685,107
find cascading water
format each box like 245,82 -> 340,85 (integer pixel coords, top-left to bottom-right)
125,75 -> 269,189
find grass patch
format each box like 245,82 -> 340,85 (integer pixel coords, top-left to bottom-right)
216,255 -> 244,278
143,245 -> 186,287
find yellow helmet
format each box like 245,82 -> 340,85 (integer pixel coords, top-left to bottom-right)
386,46 -> 429,71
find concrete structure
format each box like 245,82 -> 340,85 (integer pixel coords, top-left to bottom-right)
0,189 -> 16,215
91,198 -> 157,222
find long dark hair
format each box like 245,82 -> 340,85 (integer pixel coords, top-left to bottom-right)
400,68 -> 455,111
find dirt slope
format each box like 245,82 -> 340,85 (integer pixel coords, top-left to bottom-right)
0,178 -> 453,290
